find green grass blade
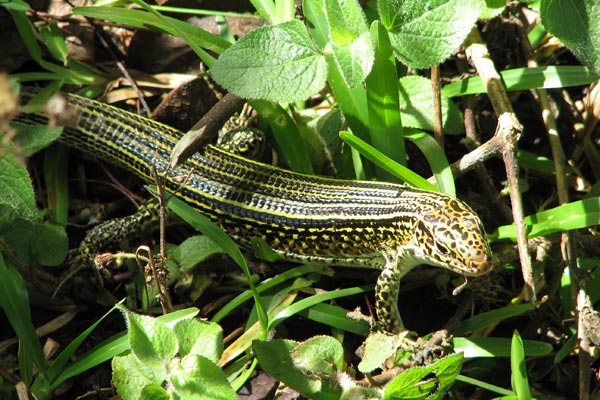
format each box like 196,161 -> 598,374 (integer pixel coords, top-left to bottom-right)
275,0 -> 295,23
129,0 -> 217,67
33,304 -> 124,396
455,374 -> 515,396
8,9 -> 43,61
74,6 -> 230,62
453,337 -> 552,358
43,144 -> 69,225
165,194 -> 269,338
443,66 -> 600,98
297,302 -> 370,336
366,21 -> 406,181
404,129 -> 455,196
340,131 -> 438,191
0,254 -> 47,381
249,100 -> 313,174
511,330 -> 531,400
492,197 -> 600,241
211,264 -> 331,323
452,303 -> 536,336
43,307 -> 199,395
249,0 -> 276,23
304,0 -> 371,179
268,285 -> 372,330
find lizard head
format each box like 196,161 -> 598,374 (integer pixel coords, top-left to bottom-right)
413,197 -> 492,276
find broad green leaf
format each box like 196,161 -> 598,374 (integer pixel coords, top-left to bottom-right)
173,319 -> 223,363
140,384 -> 169,399
384,353 -> 463,400
12,122 -> 63,156
211,20 -> 327,102
358,332 -> 401,373
119,306 -> 177,375
58,308 -> 198,396
112,353 -> 154,400
400,76 -> 464,134
2,220 -> 68,266
325,0 -> 374,88
172,235 -> 223,271
54,308 -> 198,397
0,154 -> 37,223
170,354 -> 237,400
291,335 -> 344,375
443,66 -> 600,98
379,0 -> 485,69
541,0 -> 600,73
253,339 -> 323,395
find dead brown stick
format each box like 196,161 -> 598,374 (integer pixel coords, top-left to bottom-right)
516,16 -> 591,399
463,28 -> 534,303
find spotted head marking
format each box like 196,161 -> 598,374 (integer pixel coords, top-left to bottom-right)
413,197 -> 492,276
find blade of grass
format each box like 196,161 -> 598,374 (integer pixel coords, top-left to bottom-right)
453,337 -> 552,358
211,264 -> 332,323
165,193 -> 268,339
443,66 -> 600,98
404,129 -> 455,196
452,303 -> 536,336
268,285 -> 373,330
74,5 -> 230,64
249,0 -> 276,24
32,303 -> 124,396
0,255 -> 47,382
340,130 -> 438,191
455,374 -> 515,396
366,21 -> 406,182
151,5 -> 262,19
492,197 -> 600,241
304,0 -> 372,179
511,330 -> 531,400
40,307 -> 199,395
10,10 -> 103,85
297,302 -> 370,336
249,100 -> 313,173
275,0 -> 295,23
43,144 -> 69,225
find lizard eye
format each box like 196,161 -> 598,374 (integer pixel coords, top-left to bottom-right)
435,242 -> 450,255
